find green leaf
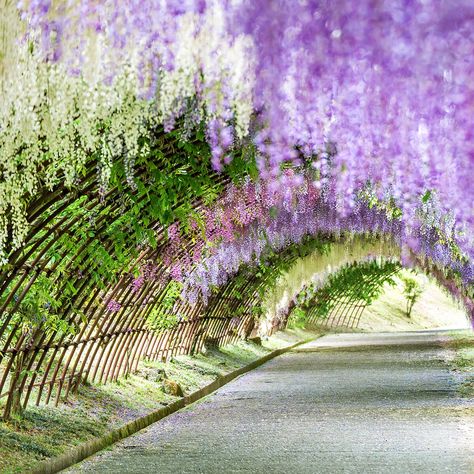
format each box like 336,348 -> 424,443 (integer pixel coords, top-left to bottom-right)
422,190 -> 432,203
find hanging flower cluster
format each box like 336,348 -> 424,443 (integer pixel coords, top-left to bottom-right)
153,172 -> 472,318
0,1 -> 254,263
1,1 -> 473,309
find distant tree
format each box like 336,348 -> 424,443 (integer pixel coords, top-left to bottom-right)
401,276 -> 423,318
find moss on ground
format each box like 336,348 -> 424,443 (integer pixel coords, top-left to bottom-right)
442,330 -> 474,397
0,406 -> 106,473
0,329 -> 316,474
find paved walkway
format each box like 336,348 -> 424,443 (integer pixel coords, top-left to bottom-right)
69,330 -> 474,473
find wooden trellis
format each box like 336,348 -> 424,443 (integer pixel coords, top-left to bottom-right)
0,125 -> 402,420
305,264 -> 401,329
0,124 -> 306,419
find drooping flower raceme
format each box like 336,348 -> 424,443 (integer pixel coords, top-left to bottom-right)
1,1 -> 473,297
150,173 -> 472,317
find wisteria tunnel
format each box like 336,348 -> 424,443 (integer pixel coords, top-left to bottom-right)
0,1 -> 473,473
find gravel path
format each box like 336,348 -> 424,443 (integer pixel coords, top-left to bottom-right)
68,330 -> 474,474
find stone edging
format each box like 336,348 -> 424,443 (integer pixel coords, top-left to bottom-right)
29,336 -> 317,474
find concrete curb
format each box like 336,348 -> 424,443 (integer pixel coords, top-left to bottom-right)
29,336 -> 317,474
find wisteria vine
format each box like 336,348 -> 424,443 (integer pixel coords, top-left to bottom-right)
125,170 -> 472,322
0,1 -> 473,321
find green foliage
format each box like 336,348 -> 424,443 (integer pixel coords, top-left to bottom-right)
146,310 -> 180,331
358,182 -> 403,221
161,281 -> 183,310
251,305 -> 264,318
287,307 -> 307,329
1,125 -> 253,347
401,274 -> 424,318
0,274 -> 78,345
298,259 -> 401,323
146,281 -> 184,331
